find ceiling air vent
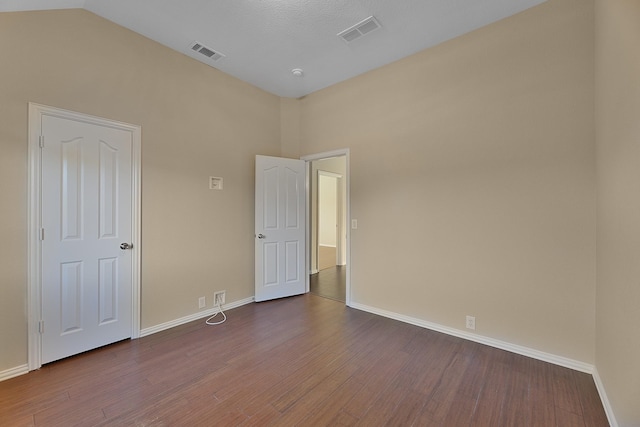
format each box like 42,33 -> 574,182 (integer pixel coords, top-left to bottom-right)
190,41 -> 225,61
337,16 -> 381,43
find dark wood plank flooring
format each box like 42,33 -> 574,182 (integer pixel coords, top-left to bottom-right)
310,266 -> 346,302
0,294 -> 609,426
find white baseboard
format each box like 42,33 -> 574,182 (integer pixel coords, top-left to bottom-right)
0,296 -> 619,426
0,364 -> 28,382
1,297 -> 255,382
349,302 -> 594,374
592,367 -> 619,427
352,300 -> 624,422
140,296 -> 254,337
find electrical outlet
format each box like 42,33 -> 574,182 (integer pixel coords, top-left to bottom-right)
214,291 -> 226,306
466,315 -> 476,330
198,296 -> 206,309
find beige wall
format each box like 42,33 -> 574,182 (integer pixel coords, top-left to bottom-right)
300,0 -> 596,363
318,175 -> 338,247
280,98 -> 301,159
0,9 -> 281,370
595,0 -> 640,425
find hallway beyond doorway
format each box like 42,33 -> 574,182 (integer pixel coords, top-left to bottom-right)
318,245 -> 336,271
310,265 -> 346,302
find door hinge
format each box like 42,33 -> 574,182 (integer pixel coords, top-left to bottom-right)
39,135 -> 44,148
40,228 -> 45,241
38,320 -> 44,334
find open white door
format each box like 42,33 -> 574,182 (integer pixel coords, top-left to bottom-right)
255,155 -> 306,302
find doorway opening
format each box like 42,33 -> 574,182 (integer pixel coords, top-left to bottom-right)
303,151 -> 349,304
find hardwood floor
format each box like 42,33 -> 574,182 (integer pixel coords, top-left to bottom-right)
310,266 -> 346,302
0,294 -> 608,426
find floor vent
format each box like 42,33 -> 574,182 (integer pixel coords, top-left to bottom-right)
190,41 -> 225,61
337,16 -> 381,43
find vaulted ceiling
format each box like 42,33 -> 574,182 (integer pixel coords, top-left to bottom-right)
1,0 -> 546,98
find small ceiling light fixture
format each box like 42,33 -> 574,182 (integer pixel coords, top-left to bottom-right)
291,68 -> 304,77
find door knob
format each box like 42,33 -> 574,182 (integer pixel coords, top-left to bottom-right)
120,242 -> 133,250
257,234 -> 266,239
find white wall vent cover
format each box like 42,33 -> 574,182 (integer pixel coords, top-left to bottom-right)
337,16 -> 381,43
190,41 -> 225,61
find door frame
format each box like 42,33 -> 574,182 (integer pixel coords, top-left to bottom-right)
27,103 -> 142,370
302,149 -> 351,306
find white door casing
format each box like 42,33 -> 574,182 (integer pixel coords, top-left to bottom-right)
255,155 -> 306,302
28,104 -> 141,369
302,149 -> 351,306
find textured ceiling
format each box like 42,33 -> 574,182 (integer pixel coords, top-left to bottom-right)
1,0 -> 546,98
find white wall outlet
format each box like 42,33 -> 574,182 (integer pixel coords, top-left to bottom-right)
466,315 -> 476,330
198,296 -> 206,309
214,291 -> 226,305
351,219 -> 358,229
209,176 -> 223,190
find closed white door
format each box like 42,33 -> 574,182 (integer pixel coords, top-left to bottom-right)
40,114 -> 133,364
255,155 -> 306,302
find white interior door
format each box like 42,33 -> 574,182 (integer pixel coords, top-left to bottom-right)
40,113 -> 134,364
255,155 -> 306,302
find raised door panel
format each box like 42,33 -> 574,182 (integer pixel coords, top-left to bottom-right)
262,166 -> 279,231
98,257 -> 118,325
61,138 -> 84,241
285,167 -> 301,230
263,242 -> 279,288
284,241 -> 300,283
99,140 -> 118,239
60,261 -> 83,334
